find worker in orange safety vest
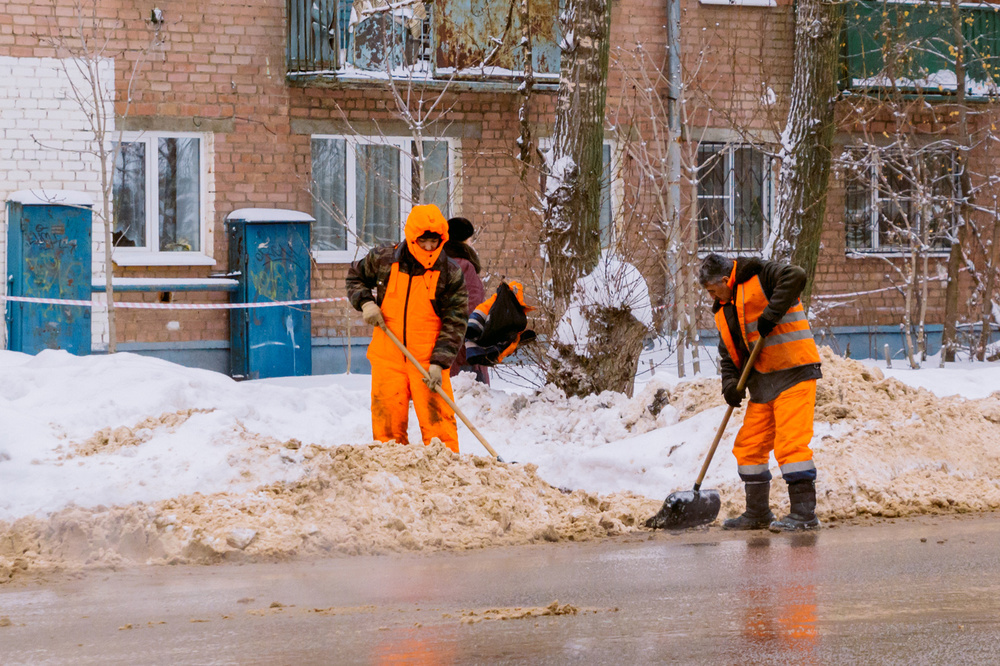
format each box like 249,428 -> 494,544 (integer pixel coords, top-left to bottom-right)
346,205 -> 468,453
699,253 -> 823,532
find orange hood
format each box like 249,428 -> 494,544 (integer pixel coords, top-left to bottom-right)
404,204 -> 450,269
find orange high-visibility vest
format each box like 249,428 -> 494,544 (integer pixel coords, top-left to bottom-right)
715,275 -> 820,374
369,262 -> 442,364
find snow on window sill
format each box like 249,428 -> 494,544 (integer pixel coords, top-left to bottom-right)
112,251 -> 217,267
699,0 -> 776,6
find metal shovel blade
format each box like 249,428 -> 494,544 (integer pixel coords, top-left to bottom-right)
644,489 -> 722,530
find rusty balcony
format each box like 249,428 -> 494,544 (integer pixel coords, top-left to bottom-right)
286,0 -> 562,91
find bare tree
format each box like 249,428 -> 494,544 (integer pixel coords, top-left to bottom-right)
537,0 -> 659,397
35,0 -> 162,354
832,0 -> 1000,365
767,0 -> 844,308
541,0 -> 612,303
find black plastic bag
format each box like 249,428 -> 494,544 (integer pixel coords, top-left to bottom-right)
477,282 -> 527,348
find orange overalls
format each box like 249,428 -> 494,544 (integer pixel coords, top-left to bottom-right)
367,208 -> 459,453
716,271 -> 821,484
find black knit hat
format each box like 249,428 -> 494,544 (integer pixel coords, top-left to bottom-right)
698,253 -> 732,286
447,216 -> 475,243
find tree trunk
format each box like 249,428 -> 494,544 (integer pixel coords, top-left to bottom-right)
977,211 -> 1000,360
546,305 -> 649,397
940,0 -> 970,363
542,0 -> 612,304
517,0 -> 535,177
541,0 -> 650,398
769,0 -> 843,308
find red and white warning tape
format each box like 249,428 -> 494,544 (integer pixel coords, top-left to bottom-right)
0,294 -> 348,310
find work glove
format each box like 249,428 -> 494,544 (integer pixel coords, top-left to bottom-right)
723,384 -> 746,408
423,364 -> 444,390
756,316 -> 778,338
361,301 -> 385,327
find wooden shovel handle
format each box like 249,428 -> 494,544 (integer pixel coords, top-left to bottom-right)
693,335 -> 767,490
378,323 -> 502,460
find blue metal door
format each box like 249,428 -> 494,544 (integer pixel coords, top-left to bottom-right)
227,211 -> 313,379
6,195 -> 92,355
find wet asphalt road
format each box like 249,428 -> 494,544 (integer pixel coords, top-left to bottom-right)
1,512 -> 999,665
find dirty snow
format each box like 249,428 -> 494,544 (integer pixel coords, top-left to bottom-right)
1,345 -> 999,580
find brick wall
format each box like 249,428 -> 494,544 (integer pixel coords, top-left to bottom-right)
3,0 -> 995,360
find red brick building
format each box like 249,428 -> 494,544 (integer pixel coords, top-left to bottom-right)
2,0 -> 996,373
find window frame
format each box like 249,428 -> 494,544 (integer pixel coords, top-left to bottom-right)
843,145 -> 960,256
695,142 -> 776,254
112,130 -> 214,267
310,133 -> 460,264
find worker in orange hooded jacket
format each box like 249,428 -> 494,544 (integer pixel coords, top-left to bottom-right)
346,205 -> 468,453
699,253 -> 823,532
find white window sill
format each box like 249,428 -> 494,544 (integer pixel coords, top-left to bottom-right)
846,250 -> 951,259
112,252 -> 217,267
699,0 -> 776,5
697,249 -> 765,256
312,249 -> 370,264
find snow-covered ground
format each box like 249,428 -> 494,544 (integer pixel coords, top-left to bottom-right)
1,346 -> 998,523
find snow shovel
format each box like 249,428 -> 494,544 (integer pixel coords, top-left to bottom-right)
378,322 -> 505,462
645,336 -> 767,530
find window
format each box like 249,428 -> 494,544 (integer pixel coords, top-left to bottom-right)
697,143 -> 774,252
113,132 -> 212,265
843,0 -> 1000,100
844,146 -> 960,253
539,139 -> 621,249
310,135 -> 457,262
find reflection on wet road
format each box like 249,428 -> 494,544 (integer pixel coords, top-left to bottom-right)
2,513 -> 999,664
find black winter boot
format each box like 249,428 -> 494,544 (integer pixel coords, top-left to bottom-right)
769,480 -> 821,532
722,481 -> 775,530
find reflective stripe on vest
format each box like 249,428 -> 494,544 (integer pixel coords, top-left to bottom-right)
715,274 -> 820,375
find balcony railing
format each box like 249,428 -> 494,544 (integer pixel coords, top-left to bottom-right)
286,0 -> 562,87
842,0 -> 1000,99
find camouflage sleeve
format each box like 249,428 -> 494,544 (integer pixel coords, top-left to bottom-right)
431,262 -> 469,368
346,247 -> 394,311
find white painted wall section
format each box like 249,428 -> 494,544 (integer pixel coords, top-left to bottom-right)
0,55 -> 115,350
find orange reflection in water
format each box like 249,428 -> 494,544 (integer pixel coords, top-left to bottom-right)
738,535 -> 819,658
372,626 -> 455,666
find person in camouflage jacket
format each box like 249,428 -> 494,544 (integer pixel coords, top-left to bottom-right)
346,204 -> 468,452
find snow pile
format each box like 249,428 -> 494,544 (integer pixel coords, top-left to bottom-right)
0,440 -> 656,581
810,348 -> 1000,520
553,252 -> 653,353
2,346 -> 1000,581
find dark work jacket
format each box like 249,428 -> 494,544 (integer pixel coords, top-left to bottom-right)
346,243 -> 468,369
714,257 -> 822,403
